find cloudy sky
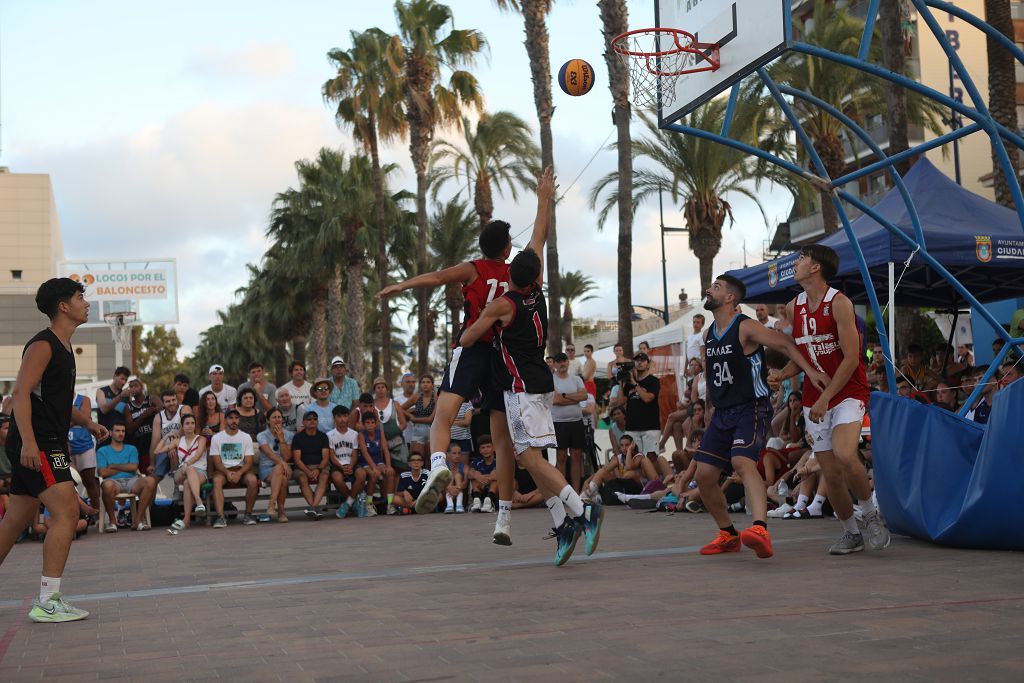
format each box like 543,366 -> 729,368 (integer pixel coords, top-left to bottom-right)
1,0 -> 792,354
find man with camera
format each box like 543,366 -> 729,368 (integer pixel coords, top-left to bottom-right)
610,352 -> 669,478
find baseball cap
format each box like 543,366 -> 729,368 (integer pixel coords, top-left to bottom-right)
552,352 -> 568,362
633,352 -> 650,361
209,364 -> 224,374
303,410 -> 319,421
330,356 -> 346,366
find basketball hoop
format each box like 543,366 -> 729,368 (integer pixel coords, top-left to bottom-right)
103,311 -> 137,352
611,28 -> 721,110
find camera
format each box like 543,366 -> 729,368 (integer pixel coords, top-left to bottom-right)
615,361 -> 636,388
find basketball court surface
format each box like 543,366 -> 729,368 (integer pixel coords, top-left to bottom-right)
1,508 -> 1020,681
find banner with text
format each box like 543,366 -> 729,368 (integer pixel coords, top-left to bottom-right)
67,269 -> 170,301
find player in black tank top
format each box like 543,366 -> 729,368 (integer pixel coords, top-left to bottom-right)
462,248 -> 604,565
0,278 -> 109,623
693,275 -> 829,562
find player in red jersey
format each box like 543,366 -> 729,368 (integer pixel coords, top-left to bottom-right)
770,244 -> 891,555
379,167 -> 555,520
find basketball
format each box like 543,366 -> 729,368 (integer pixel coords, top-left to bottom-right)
558,59 -> 595,96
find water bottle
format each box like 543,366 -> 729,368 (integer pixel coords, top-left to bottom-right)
778,479 -> 790,497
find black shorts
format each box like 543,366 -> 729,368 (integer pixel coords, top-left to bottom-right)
5,434 -> 75,498
554,420 -> 586,450
441,342 -> 493,401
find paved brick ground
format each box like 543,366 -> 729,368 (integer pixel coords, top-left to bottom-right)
1,506 -> 1021,681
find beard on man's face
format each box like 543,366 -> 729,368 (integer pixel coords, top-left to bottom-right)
703,293 -> 723,311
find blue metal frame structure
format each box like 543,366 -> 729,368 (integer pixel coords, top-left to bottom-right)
659,0 -> 1024,418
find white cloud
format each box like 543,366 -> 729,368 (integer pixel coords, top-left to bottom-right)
185,42 -> 297,81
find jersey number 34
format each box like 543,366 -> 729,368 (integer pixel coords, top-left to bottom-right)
712,361 -> 734,387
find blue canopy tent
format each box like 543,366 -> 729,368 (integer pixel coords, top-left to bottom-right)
726,158 -> 1024,307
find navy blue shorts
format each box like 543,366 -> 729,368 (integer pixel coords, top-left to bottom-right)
440,342 -> 492,402
694,399 -> 771,473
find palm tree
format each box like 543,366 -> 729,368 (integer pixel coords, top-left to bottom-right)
597,0 -> 634,353
985,0 -> 1020,208
429,110 -> 539,227
493,0 -> 562,355
395,0 -> 486,375
559,270 -> 598,345
591,100 -> 799,294
879,1 -> 909,175
324,27 -> 408,385
429,198 -> 481,345
266,187 -> 316,369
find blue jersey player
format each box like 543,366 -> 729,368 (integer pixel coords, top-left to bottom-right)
695,275 -> 828,559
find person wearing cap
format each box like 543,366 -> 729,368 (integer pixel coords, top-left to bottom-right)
609,352 -> 670,478
199,364 -> 237,412
283,361 -> 312,407
290,411 -> 332,520
301,379 -> 337,434
208,409 -> 258,528
328,357 -> 360,410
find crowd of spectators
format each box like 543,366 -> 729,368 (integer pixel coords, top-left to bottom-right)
1,310 -> 1020,538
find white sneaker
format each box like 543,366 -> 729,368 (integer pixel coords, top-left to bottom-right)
103,523 -> 117,533
415,465 -> 452,514
481,497 -> 494,513
136,522 -> 150,531
493,514 -> 512,546
614,491 -> 629,504
455,504 -> 466,513
194,504 -> 206,516
470,498 -> 482,513
767,503 -> 794,519
365,503 -> 378,517
386,504 -> 398,516
444,505 -> 455,514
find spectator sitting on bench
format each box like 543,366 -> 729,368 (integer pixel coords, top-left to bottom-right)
468,435 -> 498,513
97,420 -> 157,532
326,405 -> 359,519
256,407 -> 294,523
291,411 -> 331,520
393,452 -> 428,512
443,441 -> 468,513
275,386 -> 300,432
355,410 -> 395,516
170,413 -> 208,528
209,409 -> 258,528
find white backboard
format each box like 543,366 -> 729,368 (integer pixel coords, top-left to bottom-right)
57,258 -> 180,328
656,0 -> 792,125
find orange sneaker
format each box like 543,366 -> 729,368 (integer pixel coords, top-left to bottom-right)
740,524 -> 774,558
700,530 -> 741,555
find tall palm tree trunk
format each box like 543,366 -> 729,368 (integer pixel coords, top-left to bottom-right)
474,172 -> 493,227
273,340 -> 288,385
985,0 -> 1020,208
310,292 -> 328,378
563,302 -> 574,346
880,0 -> 910,175
367,116 -> 395,385
521,0 -> 562,355
346,246 -> 367,386
599,0 -> 634,353
328,263 -> 344,358
816,133 -> 846,234
290,335 -> 307,367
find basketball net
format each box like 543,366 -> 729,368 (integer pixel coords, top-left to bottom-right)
612,28 -> 721,110
103,312 -> 137,352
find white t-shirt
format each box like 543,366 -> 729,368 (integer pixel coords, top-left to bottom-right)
580,394 -> 596,429
567,358 -> 583,378
686,331 -> 705,365
209,430 -> 254,469
199,384 -> 238,412
327,427 -> 359,466
284,381 -> 312,407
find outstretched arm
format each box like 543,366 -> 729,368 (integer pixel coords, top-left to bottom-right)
525,166 -> 556,257
460,297 -> 514,348
378,262 -> 476,299
741,320 -> 829,392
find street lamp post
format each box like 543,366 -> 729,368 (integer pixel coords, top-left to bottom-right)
658,187 -> 688,325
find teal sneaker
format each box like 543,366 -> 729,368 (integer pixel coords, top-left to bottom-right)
548,519 -> 581,567
580,499 -> 605,556
336,502 -> 351,519
28,593 -> 89,623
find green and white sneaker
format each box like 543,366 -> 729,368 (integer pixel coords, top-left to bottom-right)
29,592 -> 89,623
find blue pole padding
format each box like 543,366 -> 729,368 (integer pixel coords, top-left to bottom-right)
859,0 -> 880,61
780,84 -> 927,250
912,0 -> 1024,237
831,124 -> 981,188
757,67 -> 898,394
